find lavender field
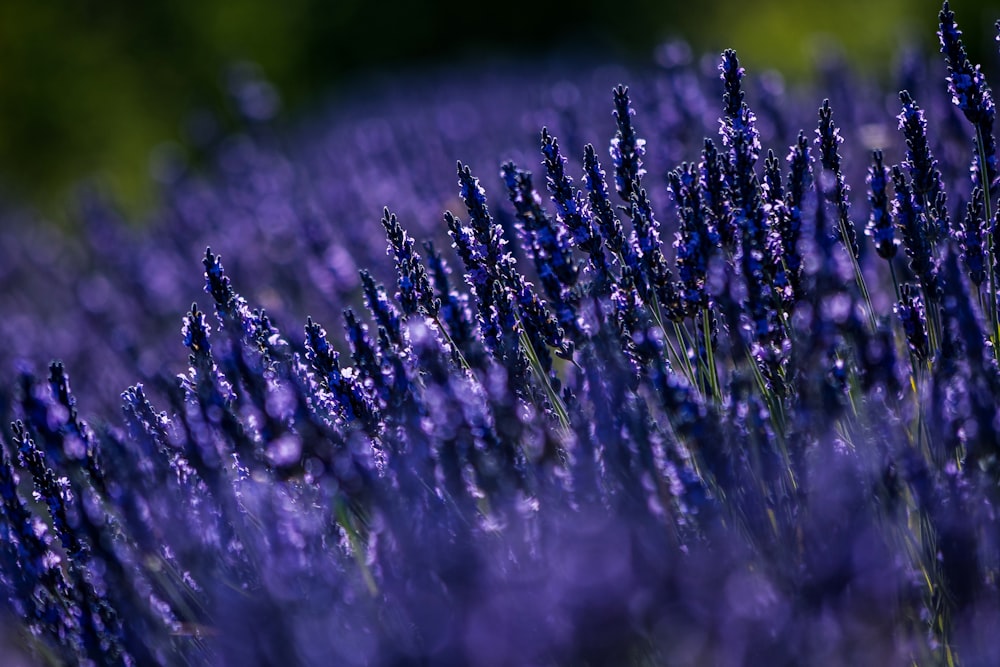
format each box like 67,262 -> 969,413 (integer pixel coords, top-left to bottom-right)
2,2 -> 1000,665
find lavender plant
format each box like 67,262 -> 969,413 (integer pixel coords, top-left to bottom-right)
2,3 -> 1000,666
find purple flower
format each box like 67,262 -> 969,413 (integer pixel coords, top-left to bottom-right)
816,100 -> 859,259
959,187 -> 989,287
866,149 -> 897,259
896,283 -> 930,361
610,84 -> 646,201
898,91 -> 949,239
893,166 -> 941,299
939,0 -> 998,190
381,208 -> 438,318
582,142 -> 628,260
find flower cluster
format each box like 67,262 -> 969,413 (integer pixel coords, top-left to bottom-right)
1,3 -> 1000,666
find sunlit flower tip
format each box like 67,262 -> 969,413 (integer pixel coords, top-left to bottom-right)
763,149 -> 783,204
700,138 -> 734,251
456,161 -> 493,231
182,302 -> 211,354
815,100 -> 859,258
719,49 -> 745,119
939,1 -> 995,126
381,207 -> 437,317
203,246 -> 234,315
786,131 -> 813,205
897,90 -> 949,237
343,308 -> 379,372
816,100 -> 843,170
610,84 -> 646,200
540,129 -> 587,239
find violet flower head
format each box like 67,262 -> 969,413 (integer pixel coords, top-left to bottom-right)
12,422 -> 86,562
456,162 -> 518,282
182,302 -> 212,361
628,187 -> 676,317
939,0 -> 998,189
203,247 -> 251,332
360,269 -> 406,354
781,131 -> 812,292
500,161 -> 578,292
896,283 -> 930,362
700,137 -> 735,252
381,207 -> 438,318
541,128 -> 612,293
610,84 -> 646,201
866,149 -> 897,259
423,240 -> 478,360
893,165 -> 941,299
343,307 -> 384,399
719,48 -> 745,121
445,210 -> 488,303
897,91 -> 949,239
582,142 -> 628,259
669,162 -> 716,314
816,100 -> 859,259
959,187 -> 988,286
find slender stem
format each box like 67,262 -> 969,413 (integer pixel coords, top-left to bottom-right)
976,127 -> 1000,358
518,329 -> 570,429
840,218 -> 878,332
433,315 -> 472,373
702,306 -> 721,403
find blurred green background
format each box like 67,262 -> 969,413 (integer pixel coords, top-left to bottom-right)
1,0 -> 997,216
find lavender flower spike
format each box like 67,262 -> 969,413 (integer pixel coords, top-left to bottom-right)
381,207 -> 438,318
816,100 -> 860,259
582,142 -> 628,260
866,149 -> 897,260
898,90 -> 949,239
540,128 -> 613,294
939,0 -> 998,190
959,187 -> 988,287
610,84 -> 646,201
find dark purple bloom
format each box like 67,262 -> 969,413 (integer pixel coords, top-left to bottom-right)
627,187 -> 676,316
381,207 -> 438,318
781,132 -> 812,293
582,142 -> 628,260
540,128 -> 613,294
939,0 -> 998,189
897,283 -> 930,362
360,269 -> 406,354
719,48 -> 745,121
610,84 -> 646,201
866,149 -> 897,259
816,100 -> 859,259
893,166 -> 941,299
898,90 -> 949,239
500,161 -> 583,342
959,187 -> 989,286
669,162 -> 716,314
700,138 -> 736,253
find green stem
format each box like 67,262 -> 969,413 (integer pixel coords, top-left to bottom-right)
518,329 -> 570,429
976,127 -> 1000,359
433,315 -> 472,373
840,218 -> 878,332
